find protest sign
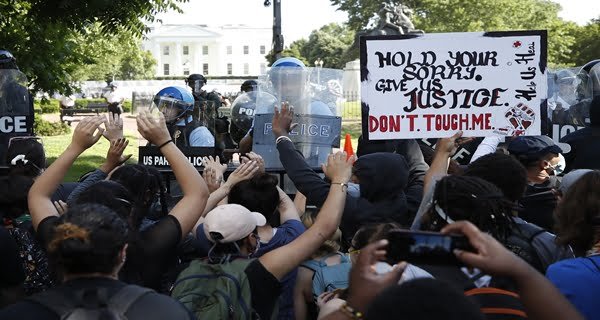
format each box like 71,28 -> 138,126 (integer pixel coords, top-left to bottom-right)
360,31 -> 547,140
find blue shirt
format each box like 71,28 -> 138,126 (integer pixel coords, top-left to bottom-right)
176,117 -> 215,147
546,255 -> 600,320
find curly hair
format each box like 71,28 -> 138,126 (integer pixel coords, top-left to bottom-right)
423,175 -> 514,242
554,171 -> 600,257
463,153 -> 528,202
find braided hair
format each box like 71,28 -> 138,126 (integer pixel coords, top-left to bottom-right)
424,175 -> 514,242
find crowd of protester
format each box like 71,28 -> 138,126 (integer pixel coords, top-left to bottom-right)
0,96 -> 599,320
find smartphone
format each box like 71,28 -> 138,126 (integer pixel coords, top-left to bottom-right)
385,230 -> 475,266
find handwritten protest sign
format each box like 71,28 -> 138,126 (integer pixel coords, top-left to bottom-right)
360,31 -> 547,140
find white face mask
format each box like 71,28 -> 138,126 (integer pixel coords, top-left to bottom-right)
547,153 -> 566,176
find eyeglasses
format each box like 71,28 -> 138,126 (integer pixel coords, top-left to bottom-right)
8,136 -> 42,149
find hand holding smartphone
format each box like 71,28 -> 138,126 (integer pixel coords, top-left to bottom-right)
385,230 -> 475,266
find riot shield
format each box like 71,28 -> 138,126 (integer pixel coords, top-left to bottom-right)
139,94 -> 214,169
547,64 -> 596,142
253,67 -> 343,169
0,69 -> 34,168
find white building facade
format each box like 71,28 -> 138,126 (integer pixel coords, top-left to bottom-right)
143,24 -> 272,78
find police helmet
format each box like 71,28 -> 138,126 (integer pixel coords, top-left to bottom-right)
240,79 -> 258,93
153,86 -> 194,123
187,74 -> 206,88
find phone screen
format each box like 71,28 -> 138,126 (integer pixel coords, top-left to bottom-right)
386,230 -> 474,265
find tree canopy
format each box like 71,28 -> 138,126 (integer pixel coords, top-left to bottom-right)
267,23 -> 355,69
329,0 -> 599,67
0,0 -> 185,94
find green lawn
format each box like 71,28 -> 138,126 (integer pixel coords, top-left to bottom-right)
42,122 -> 362,182
43,130 -> 139,182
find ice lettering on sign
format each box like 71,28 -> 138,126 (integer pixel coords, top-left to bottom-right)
0,116 -> 27,133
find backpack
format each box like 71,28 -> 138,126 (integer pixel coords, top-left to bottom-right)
171,258 -> 257,320
4,218 -> 55,295
505,222 -> 547,273
27,284 -> 153,319
301,252 -> 352,300
465,287 -> 527,320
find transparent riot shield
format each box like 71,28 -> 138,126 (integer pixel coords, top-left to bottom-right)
253,67 -> 344,169
547,64 -> 595,142
0,69 -> 34,168
139,93 -> 213,169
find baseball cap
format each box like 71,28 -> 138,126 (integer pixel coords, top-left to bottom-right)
507,136 -> 571,159
203,204 -> 266,243
559,169 -> 592,194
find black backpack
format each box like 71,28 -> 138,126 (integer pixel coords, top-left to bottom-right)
505,222 -> 547,273
28,285 -> 153,320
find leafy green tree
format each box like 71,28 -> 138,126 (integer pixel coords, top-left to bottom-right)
301,23 -> 355,69
71,26 -> 156,81
330,0 -> 584,66
0,0 -> 185,94
570,18 -> 600,66
266,24 -> 355,69
266,39 -> 309,65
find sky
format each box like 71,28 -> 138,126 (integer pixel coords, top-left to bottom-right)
158,0 -> 599,43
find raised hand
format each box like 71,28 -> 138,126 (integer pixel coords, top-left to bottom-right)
225,160 -> 259,187
137,110 -> 171,146
241,152 -> 265,174
435,131 -> 474,155
70,115 -> 106,152
203,167 -> 222,193
323,151 -> 355,184
102,112 -> 124,142
107,138 -> 132,166
272,102 -> 297,138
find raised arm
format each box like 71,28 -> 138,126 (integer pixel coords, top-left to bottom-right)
192,160 -> 259,235
273,103 -> 332,207
424,131 -> 472,193
243,152 -> 300,223
137,111 -> 209,238
67,138 -> 131,204
442,221 -> 584,320
29,116 -> 106,229
259,151 -> 354,281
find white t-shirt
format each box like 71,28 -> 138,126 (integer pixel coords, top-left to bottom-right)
60,95 -> 75,107
105,91 -> 123,104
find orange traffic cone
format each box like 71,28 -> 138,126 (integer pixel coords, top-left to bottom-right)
344,133 -> 354,159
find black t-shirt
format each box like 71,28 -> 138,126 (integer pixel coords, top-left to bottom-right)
0,277 -> 194,320
245,259 -> 282,320
36,215 -> 182,291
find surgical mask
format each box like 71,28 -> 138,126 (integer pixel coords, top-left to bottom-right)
347,182 -> 360,198
547,153 -> 566,176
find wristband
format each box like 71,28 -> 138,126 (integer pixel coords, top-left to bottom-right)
275,136 -> 292,144
158,139 -> 173,149
331,182 -> 348,192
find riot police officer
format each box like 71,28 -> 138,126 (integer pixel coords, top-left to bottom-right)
153,86 -> 214,147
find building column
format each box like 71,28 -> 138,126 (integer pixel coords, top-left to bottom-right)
174,42 -> 182,76
153,42 -> 162,77
194,43 -> 202,74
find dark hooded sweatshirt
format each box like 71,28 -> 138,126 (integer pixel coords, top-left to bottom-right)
276,139 -> 425,245
560,95 -> 600,173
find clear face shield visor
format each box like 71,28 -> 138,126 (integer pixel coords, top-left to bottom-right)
269,68 -> 309,102
152,96 -> 192,123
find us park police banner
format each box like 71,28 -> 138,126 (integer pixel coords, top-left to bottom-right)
360,31 -> 548,140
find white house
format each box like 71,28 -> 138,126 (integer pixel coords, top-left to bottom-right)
143,24 -> 272,77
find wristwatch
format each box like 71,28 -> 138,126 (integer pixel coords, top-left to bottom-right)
331,182 -> 348,192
